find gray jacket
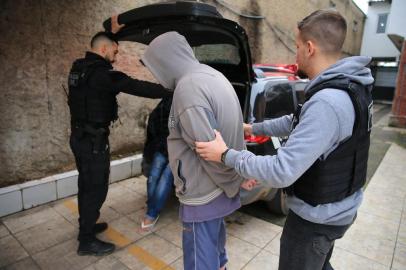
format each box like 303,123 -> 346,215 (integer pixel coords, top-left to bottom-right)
226,56 -> 374,225
142,32 -> 245,205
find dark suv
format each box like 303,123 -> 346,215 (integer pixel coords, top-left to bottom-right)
103,1 -> 306,215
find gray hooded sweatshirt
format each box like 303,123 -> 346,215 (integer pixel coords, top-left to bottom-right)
226,56 -> 374,225
142,32 -> 245,206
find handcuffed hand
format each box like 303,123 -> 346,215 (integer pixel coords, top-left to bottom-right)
240,179 -> 258,191
243,123 -> 253,137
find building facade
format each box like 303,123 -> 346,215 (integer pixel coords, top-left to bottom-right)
0,0 -> 366,187
360,0 -> 406,100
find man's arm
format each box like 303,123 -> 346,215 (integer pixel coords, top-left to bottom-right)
109,71 -> 172,99
197,98 -> 339,188
108,16 -> 171,99
179,106 -> 244,186
250,115 -> 293,137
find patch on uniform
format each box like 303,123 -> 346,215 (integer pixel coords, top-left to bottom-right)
367,101 -> 373,132
68,72 -> 80,87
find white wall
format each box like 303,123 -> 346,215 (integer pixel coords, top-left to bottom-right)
386,0 -> 406,37
360,1 -> 401,58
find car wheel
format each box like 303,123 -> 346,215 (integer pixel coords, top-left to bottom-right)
266,189 -> 289,215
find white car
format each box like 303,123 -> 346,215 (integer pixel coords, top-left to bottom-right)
105,1 -> 308,215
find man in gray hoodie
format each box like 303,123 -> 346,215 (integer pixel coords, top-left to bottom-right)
141,31 -> 255,270
196,10 -> 374,270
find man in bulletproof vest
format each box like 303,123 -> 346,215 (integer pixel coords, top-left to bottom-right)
195,9 -> 374,270
68,17 -> 171,256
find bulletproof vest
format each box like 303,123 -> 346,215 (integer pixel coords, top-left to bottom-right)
68,58 -> 118,126
286,77 -> 373,206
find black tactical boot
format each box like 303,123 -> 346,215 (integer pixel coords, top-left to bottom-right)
77,238 -> 115,256
77,222 -> 109,241
93,222 -> 108,234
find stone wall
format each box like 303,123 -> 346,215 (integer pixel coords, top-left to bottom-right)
0,0 -> 163,187
0,0 -> 365,187
209,0 -> 366,63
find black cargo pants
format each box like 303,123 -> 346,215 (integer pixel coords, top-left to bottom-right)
70,126 -> 110,242
279,210 -> 353,270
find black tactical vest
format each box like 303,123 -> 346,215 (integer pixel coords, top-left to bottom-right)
68,58 -> 118,126
286,77 -> 373,206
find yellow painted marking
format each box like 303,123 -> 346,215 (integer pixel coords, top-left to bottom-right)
104,227 -> 131,247
63,200 -> 78,214
63,199 -> 174,269
128,245 -> 175,270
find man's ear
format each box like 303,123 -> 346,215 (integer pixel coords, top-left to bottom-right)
306,40 -> 316,57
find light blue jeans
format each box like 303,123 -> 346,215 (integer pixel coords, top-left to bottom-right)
146,152 -> 174,219
182,217 -> 228,270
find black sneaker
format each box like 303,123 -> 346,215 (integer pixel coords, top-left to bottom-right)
77,238 -> 115,256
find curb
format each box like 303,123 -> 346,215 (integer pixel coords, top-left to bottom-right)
0,154 -> 143,218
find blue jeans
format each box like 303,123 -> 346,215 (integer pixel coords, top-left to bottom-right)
182,217 -> 228,270
146,152 -> 174,219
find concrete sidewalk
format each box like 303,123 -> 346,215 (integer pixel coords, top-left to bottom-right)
1,105 -> 405,270
1,142 -> 405,270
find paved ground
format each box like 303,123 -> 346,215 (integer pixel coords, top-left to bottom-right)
1,104 -> 405,270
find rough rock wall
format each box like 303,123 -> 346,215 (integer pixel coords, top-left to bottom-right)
0,0 -> 365,187
0,0 -> 163,187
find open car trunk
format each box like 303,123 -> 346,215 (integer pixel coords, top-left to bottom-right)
103,1 -> 254,120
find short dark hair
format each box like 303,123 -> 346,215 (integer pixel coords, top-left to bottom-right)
90,31 -> 118,48
298,9 -> 347,54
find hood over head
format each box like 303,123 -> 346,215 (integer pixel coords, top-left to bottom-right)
142,31 -> 200,90
305,56 -> 374,92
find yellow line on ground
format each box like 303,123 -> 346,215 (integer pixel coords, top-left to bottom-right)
63,199 -> 175,270
128,245 -> 175,270
104,227 -> 131,247
63,200 -> 78,214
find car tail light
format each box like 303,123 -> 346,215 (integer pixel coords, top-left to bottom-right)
273,64 -> 297,74
284,64 -> 298,74
254,63 -> 298,74
245,134 -> 271,144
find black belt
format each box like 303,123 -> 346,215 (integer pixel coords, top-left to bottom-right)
72,123 -> 110,154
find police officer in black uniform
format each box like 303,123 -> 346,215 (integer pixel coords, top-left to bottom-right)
68,28 -> 170,256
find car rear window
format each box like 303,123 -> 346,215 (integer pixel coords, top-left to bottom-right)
193,44 -> 240,65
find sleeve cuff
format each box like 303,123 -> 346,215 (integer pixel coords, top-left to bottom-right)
252,123 -> 264,135
224,149 -> 241,168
